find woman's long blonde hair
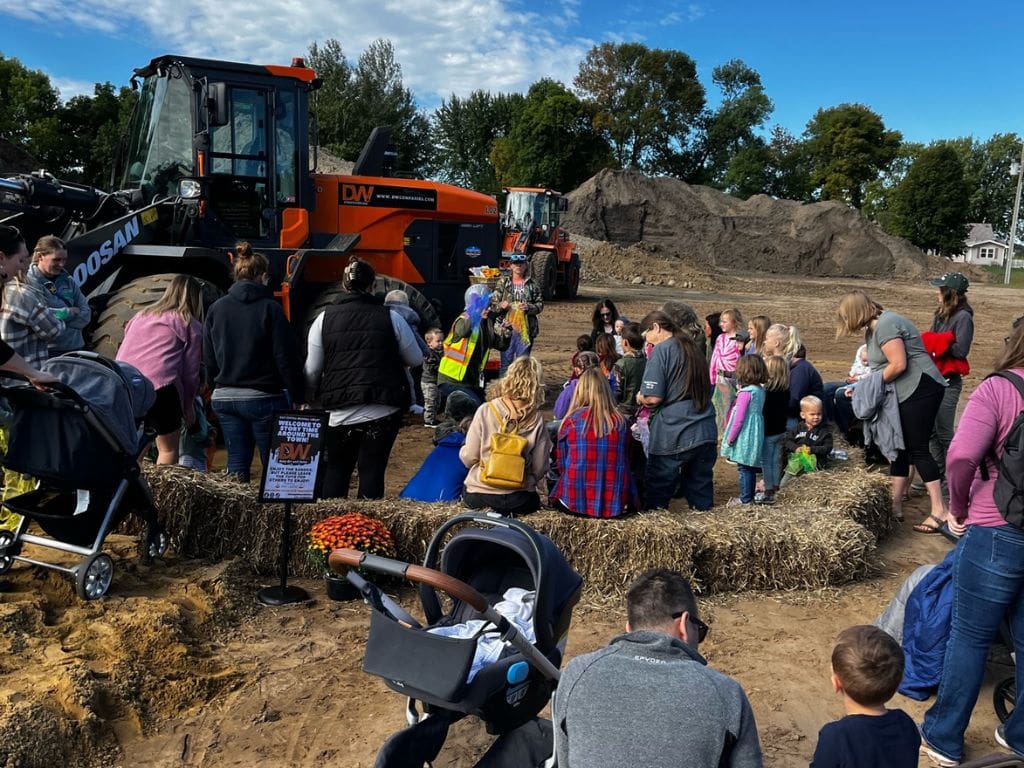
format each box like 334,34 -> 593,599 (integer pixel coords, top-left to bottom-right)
764,354 -> 790,392
836,290 -> 884,338
565,367 -> 624,439
143,274 -> 204,323
500,356 -> 545,421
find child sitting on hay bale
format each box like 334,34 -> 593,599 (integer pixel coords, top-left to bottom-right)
782,395 -> 833,484
812,625 -> 920,768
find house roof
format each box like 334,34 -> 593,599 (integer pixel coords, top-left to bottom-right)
967,223 -> 1007,246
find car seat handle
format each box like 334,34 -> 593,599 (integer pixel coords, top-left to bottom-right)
330,548 -> 489,612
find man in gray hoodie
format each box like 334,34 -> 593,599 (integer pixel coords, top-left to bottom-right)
553,569 -> 763,768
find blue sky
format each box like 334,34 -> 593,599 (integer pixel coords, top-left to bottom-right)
3,0 -> 1021,145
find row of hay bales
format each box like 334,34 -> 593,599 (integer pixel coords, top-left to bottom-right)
141,462 -> 894,601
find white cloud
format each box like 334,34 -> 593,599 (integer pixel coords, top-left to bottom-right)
50,76 -> 96,102
6,0 -> 596,106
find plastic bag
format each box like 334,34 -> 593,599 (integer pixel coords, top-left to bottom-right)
631,410 -> 651,457
785,447 -> 818,476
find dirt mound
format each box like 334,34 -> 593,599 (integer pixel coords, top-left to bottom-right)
566,168 -> 947,279
0,546 -> 256,768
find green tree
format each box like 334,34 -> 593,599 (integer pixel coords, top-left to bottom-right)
946,133 -> 1021,235
888,144 -> 970,256
573,42 -> 704,171
804,104 -> 901,208
861,141 -> 924,228
490,79 -> 611,190
61,83 -> 138,187
686,59 -> 774,186
0,53 -> 62,168
308,38 -> 431,175
431,90 -> 523,194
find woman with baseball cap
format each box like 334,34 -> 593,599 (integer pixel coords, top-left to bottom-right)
915,272 -> 974,528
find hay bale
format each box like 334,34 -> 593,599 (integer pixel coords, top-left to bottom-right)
777,467 -> 894,540
141,465 -> 880,599
687,506 -> 876,593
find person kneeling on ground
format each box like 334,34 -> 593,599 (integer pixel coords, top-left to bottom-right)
781,395 -> 832,484
812,625 -> 920,768
553,568 -> 762,768
459,356 -> 550,516
400,416 -> 473,502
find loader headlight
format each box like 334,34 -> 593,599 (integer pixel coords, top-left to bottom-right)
178,179 -> 202,199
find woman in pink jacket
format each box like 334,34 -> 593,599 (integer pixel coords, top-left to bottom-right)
116,275 -> 204,464
919,315 -> 1024,765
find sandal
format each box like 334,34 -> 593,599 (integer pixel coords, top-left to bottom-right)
913,514 -> 945,534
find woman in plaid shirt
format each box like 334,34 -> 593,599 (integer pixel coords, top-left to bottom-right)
550,368 -> 639,518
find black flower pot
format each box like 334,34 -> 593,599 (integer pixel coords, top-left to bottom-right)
325,571 -> 360,601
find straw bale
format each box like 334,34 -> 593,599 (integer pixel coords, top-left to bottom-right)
140,465 -> 881,599
776,467 -> 895,540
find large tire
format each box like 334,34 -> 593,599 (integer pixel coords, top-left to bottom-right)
88,274 -> 222,358
556,252 -> 581,299
303,276 -> 441,335
531,251 -> 557,302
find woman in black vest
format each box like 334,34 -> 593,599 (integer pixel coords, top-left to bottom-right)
304,258 -> 423,498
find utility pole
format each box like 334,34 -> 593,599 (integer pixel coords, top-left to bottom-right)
1005,140 -> 1024,285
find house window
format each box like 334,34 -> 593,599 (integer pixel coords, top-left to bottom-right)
980,247 -> 996,260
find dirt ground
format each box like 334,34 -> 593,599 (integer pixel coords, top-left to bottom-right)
1,272 -> 1021,767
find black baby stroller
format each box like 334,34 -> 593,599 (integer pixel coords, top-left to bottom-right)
330,512 -> 582,768
0,351 -> 168,600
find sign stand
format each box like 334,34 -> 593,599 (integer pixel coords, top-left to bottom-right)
257,410 -> 328,607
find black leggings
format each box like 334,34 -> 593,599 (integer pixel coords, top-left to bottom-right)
891,374 -> 945,481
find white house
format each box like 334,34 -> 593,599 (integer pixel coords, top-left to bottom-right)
951,223 -> 1010,266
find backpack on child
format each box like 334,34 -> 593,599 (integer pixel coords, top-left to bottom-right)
479,401 -> 529,490
981,371 -> 1024,527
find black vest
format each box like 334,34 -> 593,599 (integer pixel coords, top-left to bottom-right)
318,293 -> 408,410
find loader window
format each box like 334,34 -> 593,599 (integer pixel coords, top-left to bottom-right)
210,88 -> 269,179
117,73 -> 193,198
275,91 -> 298,204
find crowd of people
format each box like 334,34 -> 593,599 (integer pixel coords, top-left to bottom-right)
4,223 -> 1024,765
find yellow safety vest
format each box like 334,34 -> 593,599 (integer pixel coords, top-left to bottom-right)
438,319 -> 480,382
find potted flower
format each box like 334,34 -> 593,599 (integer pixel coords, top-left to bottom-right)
306,513 -> 396,601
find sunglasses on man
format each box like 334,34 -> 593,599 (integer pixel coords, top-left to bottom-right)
671,611 -> 709,642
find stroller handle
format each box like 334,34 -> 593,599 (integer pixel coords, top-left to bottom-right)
330,548 -> 489,612
0,372 -> 84,403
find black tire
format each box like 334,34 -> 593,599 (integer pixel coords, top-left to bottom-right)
0,530 -> 15,575
303,276 -> 441,333
76,552 -> 113,600
531,250 -> 557,302
556,252 -> 581,299
995,676 -> 1015,724
88,274 -> 222,358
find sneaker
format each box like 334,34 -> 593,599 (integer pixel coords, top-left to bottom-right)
725,497 -> 749,508
753,492 -> 775,506
996,725 -> 1024,756
920,739 -> 959,767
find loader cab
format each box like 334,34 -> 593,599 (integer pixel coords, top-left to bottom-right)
113,55 -> 314,247
502,188 -> 567,243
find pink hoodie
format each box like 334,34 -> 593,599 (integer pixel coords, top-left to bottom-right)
116,311 -> 202,422
709,332 -> 741,384
947,367 -> 1024,527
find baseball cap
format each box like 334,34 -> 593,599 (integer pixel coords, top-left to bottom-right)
929,272 -> 969,294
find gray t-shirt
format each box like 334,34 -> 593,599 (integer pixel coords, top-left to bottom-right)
640,339 -> 717,455
867,311 -> 945,403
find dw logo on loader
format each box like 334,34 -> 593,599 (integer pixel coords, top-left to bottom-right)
341,184 -> 374,205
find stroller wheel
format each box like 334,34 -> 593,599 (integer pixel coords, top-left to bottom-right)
995,676 -> 1016,724
0,530 -> 15,575
76,553 -> 114,600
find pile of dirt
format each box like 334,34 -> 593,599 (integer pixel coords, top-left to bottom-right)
0,139 -> 39,174
310,146 -> 353,175
565,168 -> 948,279
0,550 -> 256,768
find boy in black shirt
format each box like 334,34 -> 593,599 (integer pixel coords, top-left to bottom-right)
812,625 -> 919,768
782,395 -> 832,480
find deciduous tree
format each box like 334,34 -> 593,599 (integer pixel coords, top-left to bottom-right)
888,143 -> 970,256
804,104 -> 901,208
431,90 -> 523,194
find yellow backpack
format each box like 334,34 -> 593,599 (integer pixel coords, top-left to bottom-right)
479,401 -> 529,490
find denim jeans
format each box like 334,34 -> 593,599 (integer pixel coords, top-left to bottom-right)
922,524 -> 1024,761
212,394 -> 289,482
822,381 -> 843,424
761,433 -> 784,491
929,375 -> 962,479
738,465 -> 757,503
644,441 -> 716,511
831,386 -> 857,436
